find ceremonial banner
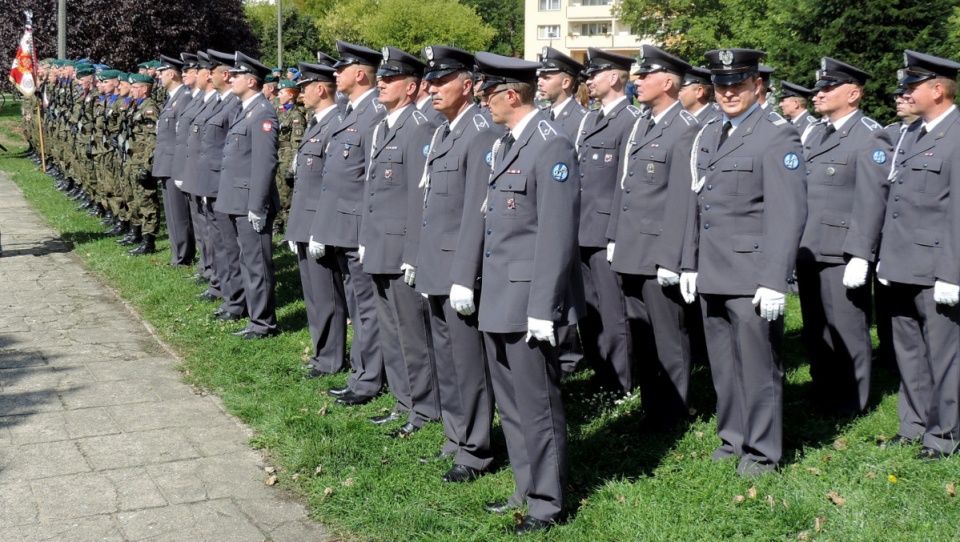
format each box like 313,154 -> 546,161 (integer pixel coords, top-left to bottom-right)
9,11 -> 37,97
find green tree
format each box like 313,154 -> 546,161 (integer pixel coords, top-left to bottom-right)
245,2 -> 325,68
459,0 -> 524,57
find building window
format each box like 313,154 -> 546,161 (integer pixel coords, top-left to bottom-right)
539,0 -> 560,11
538,25 -> 561,39
581,0 -> 610,5
580,22 -> 610,36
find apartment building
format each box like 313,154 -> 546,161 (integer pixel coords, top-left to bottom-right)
523,0 -> 649,63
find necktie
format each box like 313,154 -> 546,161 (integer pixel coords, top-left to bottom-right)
379,119 -> 390,144
344,104 -> 354,117
917,126 -> 928,141
441,123 -> 451,141
308,116 -> 318,128
643,118 -> 655,137
501,132 -> 515,156
718,121 -> 732,148
820,124 -> 836,145
595,109 -> 605,123
549,109 -> 556,121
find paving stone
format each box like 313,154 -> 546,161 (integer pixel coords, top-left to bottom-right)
77,429 -> 200,470
31,472 -> 118,521
0,516 -> 126,542
62,407 -> 123,439
2,411 -> 70,445
115,500 -> 267,541
58,380 -> 161,410
0,440 -> 91,483
0,480 -> 39,527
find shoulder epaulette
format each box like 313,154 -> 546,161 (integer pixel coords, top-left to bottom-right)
411,110 -> 428,125
860,117 -> 881,131
473,114 -> 489,130
767,111 -> 787,126
372,101 -> 386,112
678,109 -> 696,126
537,120 -> 558,140
625,105 -> 642,118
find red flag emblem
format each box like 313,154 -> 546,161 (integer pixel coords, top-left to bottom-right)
8,11 -> 37,97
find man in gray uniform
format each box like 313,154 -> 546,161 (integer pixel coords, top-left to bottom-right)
845,51 -> 960,459
471,51 -> 584,534
779,80 -> 819,145
681,49 -> 807,476
360,47 -> 439,437
170,53 -> 205,281
288,62 -> 347,378
577,48 -> 642,395
606,45 -> 699,429
416,45 -> 498,482
152,55 -> 195,265
309,41 -> 388,405
679,66 -> 720,123
796,58 -> 891,417
213,52 -> 281,340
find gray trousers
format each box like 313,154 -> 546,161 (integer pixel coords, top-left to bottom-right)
372,274 -> 439,427
336,247 -> 384,397
160,178 -> 195,266
701,294 -> 783,472
428,295 -> 493,470
297,244 -> 348,373
213,209 -> 246,318
227,213 -> 278,334
578,246 -> 633,393
189,195 -> 221,297
796,261 -> 872,414
890,283 -> 960,454
484,331 -> 567,522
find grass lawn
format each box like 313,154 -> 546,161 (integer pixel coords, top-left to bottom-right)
1,103 -> 958,541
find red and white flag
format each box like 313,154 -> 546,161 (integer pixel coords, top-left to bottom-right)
9,11 -> 37,97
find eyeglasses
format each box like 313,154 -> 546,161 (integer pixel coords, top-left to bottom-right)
480,87 -> 511,100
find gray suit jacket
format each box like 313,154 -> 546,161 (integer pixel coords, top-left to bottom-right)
287,108 -> 340,243
151,84 -> 193,177
171,89 -> 203,182
683,106 -> 808,295
415,105 -> 500,295
309,90 -> 387,248
180,93 -> 222,195
359,106 -> 437,274
607,103 -> 699,275
575,98 -> 642,247
476,112 -> 585,333
798,110 -> 892,265
213,93 -> 280,216
553,99 -> 588,140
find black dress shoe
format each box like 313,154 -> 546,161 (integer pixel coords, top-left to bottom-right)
195,276 -> 211,286
483,500 -> 519,514
419,451 -> 454,464
239,329 -> 279,340
196,291 -> 220,302
369,412 -> 402,425
184,271 -> 203,280
303,368 -> 333,380
216,311 -> 244,321
388,422 -> 420,439
918,447 -> 948,460
879,434 -> 915,447
326,386 -> 352,397
442,464 -> 484,483
335,391 -> 375,406
515,516 -> 554,535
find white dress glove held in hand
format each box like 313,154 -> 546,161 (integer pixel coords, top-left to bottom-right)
287,240 -> 297,253
752,287 -> 786,321
934,280 -> 960,306
606,242 -> 615,263
307,235 -> 325,259
449,284 -> 475,316
679,272 -> 698,304
842,257 -> 869,289
247,210 -> 264,233
525,317 -> 556,346
401,263 -> 417,287
876,261 -> 889,286
358,244 -> 365,263
657,267 -> 680,287
174,179 -> 184,189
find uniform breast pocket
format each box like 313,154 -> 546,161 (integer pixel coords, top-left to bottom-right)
910,157 -> 943,193
378,153 -> 404,186
228,126 -> 248,149
338,132 -> 362,162
819,154 -> 850,185
301,151 -> 323,172
639,148 -> 668,185
586,140 -> 618,169
818,212 -> 849,257
497,174 -> 530,219
431,156 -> 460,195
720,156 -> 755,195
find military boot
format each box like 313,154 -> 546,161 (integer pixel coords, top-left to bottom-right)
128,234 -> 156,256
118,225 -> 142,246
101,211 -> 115,226
106,220 -> 128,237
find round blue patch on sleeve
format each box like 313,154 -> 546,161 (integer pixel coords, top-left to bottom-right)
552,163 -> 569,182
485,151 -> 493,166
873,150 -> 887,164
422,144 -> 431,157
783,152 -> 799,170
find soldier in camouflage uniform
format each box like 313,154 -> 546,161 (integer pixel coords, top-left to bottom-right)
106,72 -> 135,237
123,73 -> 162,255
273,78 -> 306,234
67,64 -> 97,209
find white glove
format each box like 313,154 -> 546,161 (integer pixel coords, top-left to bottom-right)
201,196 -> 208,205
174,179 -> 184,189
287,240 -> 297,253
657,267 -> 680,287
606,241 -> 615,263
842,257 -> 869,289
308,235 -> 325,259
525,317 -> 556,346
358,244 -> 365,263
401,263 -> 417,287
679,272 -> 698,304
248,210 -> 264,233
876,260 -> 890,286
934,280 -> 960,306
449,284 -> 475,316
752,287 -> 786,321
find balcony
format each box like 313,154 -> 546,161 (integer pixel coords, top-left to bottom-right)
565,31 -> 642,51
566,3 -> 614,19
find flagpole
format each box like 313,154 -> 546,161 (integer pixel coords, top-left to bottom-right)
36,101 -> 46,172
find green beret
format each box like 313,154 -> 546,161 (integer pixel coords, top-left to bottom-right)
149,60 -> 162,68
117,72 -> 129,82
75,64 -> 95,78
137,61 -> 150,69
97,69 -> 122,81
128,73 -> 154,85
264,74 -> 279,84
277,79 -> 298,90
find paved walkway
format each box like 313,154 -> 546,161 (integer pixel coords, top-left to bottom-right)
0,171 -> 330,541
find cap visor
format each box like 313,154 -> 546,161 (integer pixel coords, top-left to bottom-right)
424,68 -> 457,81
711,72 -> 751,85
477,79 -> 499,93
